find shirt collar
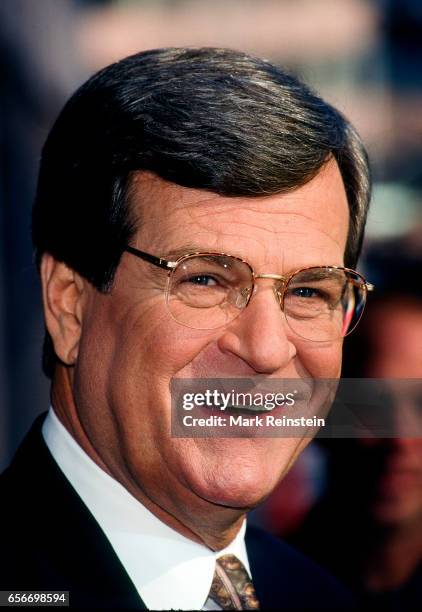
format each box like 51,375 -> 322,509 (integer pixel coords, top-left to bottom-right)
42,407 -> 250,610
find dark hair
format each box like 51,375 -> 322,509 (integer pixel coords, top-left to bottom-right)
32,47 -> 371,378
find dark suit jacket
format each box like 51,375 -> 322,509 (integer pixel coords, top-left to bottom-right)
0,414 -> 356,610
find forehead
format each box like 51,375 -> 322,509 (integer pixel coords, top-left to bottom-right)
129,159 -> 349,271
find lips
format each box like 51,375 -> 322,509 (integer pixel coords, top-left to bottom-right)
222,404 -> 283,415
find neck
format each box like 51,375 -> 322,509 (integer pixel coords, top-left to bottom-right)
50,365 -> 246,550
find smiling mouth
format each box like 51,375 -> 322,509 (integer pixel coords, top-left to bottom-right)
225,404 -> 277,414
204,395 -> 308,414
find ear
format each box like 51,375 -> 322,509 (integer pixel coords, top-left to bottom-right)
40,254 -> 86,366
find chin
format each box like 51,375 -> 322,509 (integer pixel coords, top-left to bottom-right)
184,445 -> 286,509
197,478 -> 273,510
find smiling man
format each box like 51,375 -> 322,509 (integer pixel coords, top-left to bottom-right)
1,48 -> 371,610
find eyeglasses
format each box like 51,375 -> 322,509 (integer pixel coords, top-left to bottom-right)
124,246 -> 374,342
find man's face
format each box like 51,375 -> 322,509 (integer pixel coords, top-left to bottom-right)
72,159 -> 349,517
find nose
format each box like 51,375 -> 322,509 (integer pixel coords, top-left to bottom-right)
217,282 -> 297,374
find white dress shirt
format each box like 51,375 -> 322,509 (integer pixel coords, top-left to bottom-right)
42,407 -> 251,610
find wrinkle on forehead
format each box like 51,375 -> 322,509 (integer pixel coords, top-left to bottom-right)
187,211 -> 346,251
129,159 -> 349,266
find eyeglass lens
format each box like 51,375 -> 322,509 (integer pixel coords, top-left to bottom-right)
166,254 -> 367,341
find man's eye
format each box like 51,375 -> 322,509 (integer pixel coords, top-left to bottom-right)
292,287 -> 319,298
185,275 -> 218,286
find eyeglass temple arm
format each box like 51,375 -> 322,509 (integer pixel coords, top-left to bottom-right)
349,278 -> 374,291
124,246 -> 176,270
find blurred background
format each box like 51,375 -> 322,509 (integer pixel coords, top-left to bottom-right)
0,0 -> 421,608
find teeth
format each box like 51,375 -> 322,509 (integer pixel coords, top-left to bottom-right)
226,405 -> 275,413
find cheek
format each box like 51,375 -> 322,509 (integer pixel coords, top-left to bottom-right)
296,339 -> 343,379
97,301 -> 219,424
118,315 -> 218,384
74,307 -> 116,403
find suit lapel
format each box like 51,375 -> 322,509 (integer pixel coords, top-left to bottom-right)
3,414 -> 147,609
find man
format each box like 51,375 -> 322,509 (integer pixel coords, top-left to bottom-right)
0,47 -> 372,610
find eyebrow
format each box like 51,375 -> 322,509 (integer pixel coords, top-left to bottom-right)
161,245 -> 244,261
159,246 -> 343,277
290,268 -> 346,283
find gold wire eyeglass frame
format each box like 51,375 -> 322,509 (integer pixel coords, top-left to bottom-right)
124,246 -> 375,339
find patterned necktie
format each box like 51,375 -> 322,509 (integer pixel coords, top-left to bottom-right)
204,554 -> 260,610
